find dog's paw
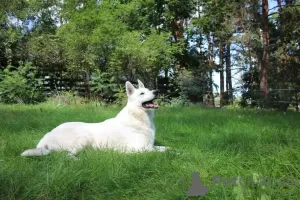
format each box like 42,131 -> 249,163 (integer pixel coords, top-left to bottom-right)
153,146 -> 170,152
67,153 -> 80,160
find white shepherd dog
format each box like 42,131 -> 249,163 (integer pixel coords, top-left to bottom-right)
21,80 -> 168,157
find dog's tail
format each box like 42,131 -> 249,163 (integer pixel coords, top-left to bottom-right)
20,148 -> 51,157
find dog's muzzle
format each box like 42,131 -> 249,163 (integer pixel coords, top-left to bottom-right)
142,99 -> 159,109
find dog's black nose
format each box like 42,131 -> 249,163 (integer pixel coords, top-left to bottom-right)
153,90 -> 159,95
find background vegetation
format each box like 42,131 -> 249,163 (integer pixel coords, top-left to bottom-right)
1,0 -> 300,110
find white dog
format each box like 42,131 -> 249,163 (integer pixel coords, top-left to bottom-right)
21,80 -> 168,157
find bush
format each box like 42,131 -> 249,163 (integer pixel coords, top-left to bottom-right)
0,62 -> 45,104
175,69 -> 208,103
113,85 -> 127,106
90,69 -> 119,103
155,94 -> 171,106
223,98 -> 241,109
46,91 -> 87,106
165,96 -> 191,107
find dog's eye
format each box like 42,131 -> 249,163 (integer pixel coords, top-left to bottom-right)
140,92 -> 144,95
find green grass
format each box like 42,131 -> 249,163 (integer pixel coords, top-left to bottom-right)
1,104 -> 300,200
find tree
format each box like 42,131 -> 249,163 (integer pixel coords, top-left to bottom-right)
57,0 -> 127,97
109,30 -> 177,86
0,0 -> 299,108
260,0 -> 269,98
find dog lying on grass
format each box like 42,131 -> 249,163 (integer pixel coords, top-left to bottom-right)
21,80 -> 168,157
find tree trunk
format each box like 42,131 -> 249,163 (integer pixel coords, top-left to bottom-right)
260,0 -> 269,98
219,41 -> 224,107
248,42 -> 254,99
225,39 -> 232,103
172,18 -> 184,42
209,70 -> 215,107
172,18 -> 188,69
205,33 -> 215,107
277,0 -> 287,72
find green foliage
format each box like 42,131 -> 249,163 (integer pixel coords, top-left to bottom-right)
57,0 -> 126,75
113,85 -> 127,106
109,30 -> 178,82
223,98 -> 241,110
0,62 -> 45,104
0,0 -> 300,110
46,91 -> 86,107
165,0 -> 196,19
28,34 -> 66,70
118,0 -> 157,31
175,69 -> 208,102
240,69 -> 299,111
165,96 -> 191,107
240,70 -> 260,107
90,69 -> 119,103
155,93 -> 171,106
0,0 -> 30,22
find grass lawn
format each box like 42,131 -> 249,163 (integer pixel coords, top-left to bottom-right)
0,104 -> 300,199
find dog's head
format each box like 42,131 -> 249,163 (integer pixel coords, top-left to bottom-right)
125,79 -> 159,110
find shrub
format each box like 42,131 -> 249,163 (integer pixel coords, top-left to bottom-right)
155,94 -> 171,106
223,98 -> 241,109
0,62 -> 45,104
46,91 -> 87,106
175,69 -> 208,103
90,69 -> 119,103
113,85 -> 127,106
165,96 -> 191,107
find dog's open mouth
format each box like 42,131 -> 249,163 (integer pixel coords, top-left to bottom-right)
142,100 -> 159,109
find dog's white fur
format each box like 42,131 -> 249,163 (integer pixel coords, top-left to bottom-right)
21,80 -> 168,157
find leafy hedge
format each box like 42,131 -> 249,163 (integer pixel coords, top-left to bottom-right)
0,62 -> 46,104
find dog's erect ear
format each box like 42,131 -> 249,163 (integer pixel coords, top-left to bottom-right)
125,81 -> 135,96
137,79 -> 145,88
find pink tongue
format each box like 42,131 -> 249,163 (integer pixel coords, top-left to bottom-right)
146,103 -> 159,108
